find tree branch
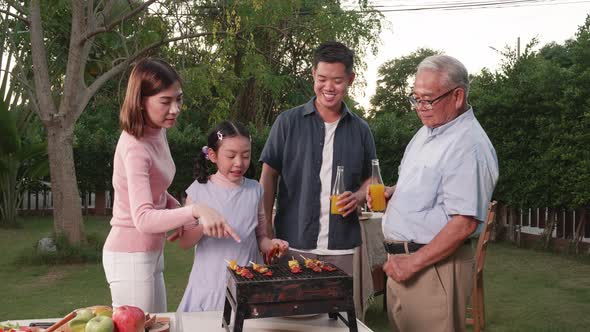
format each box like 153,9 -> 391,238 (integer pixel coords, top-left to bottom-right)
0,8 -> 30,25
29,0 -> 56,123
81,0 -> 157,43
60,1 -> 90,129
81,59 -> 130,114
113,30 -> 131,58
5,0 -> 27,15
80,30 -> 230,119
80,1 -> 98,85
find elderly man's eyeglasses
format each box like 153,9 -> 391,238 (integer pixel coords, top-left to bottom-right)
408,86 -> 459,110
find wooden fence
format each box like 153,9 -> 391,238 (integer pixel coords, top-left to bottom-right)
18,191 -> 590,253
495,204 -> 590,253
18,190 -> 113,216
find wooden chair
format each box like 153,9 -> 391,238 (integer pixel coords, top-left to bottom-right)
466,201 -> 498,332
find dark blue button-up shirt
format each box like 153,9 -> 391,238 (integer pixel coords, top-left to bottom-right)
260,97 -> 377,250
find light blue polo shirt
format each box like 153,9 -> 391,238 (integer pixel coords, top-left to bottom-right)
382,108 -> 499,244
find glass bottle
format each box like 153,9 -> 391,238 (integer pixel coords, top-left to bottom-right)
331,166 -> 345,215
369,159 -> 386,212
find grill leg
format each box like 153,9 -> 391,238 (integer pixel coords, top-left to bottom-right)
346,310 -> 358,332
328,312 -> 338,320
232,305 -> 246,332
222,296 -> 232,329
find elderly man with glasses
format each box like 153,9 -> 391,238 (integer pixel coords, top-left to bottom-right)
367,55 -> 498,332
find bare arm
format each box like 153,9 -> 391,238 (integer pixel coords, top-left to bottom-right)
259,163 -> 279,237
176,197 -> 205,249
383,215 -> 477,281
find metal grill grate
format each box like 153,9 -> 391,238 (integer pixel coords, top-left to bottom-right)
229,260 -> 348,282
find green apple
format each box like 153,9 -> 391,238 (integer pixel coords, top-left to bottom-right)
69,309 -> 95,332
85,315 -> 114,332
76,309 -> 95,321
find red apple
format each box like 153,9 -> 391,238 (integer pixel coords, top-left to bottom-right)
111,305 -> 145,332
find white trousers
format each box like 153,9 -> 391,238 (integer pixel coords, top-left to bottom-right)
102,250 -> 167,313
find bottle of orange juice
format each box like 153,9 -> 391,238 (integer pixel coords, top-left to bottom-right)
369,159 -> 386,212
331,166 -> 345,215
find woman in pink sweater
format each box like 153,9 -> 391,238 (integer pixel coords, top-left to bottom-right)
102,58 -> 239,313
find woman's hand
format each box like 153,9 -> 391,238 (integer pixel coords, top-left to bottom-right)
192,203 -> 241,242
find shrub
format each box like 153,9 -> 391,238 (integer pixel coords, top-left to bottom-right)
15,233 -> 104,265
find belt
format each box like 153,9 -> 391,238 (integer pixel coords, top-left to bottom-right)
383,238 -> 472,255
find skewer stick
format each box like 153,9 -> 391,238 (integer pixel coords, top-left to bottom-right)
249,261 -> 257,266
299,254 -> 308,260
45,310 -> 77,332
224,259 -> 231,264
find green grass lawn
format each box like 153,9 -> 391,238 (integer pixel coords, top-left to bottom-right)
2,216 -> 590,332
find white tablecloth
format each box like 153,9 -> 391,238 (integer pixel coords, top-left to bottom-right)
2,311 -> 374,332
354,212 -> 386,320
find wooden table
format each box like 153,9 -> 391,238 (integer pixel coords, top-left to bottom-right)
2,311 -> 375,332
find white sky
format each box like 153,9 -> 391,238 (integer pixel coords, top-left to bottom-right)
351,1 -> 590,108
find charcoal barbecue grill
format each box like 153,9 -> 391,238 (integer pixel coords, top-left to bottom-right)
221,261 -> 358,332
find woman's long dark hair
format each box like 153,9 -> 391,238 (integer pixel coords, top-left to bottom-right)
195,121 -> 256,183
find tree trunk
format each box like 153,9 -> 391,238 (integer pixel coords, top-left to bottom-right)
95,191 -> 106,216
235,77 -> 258,124
542,208 -> 557,249
0,156 -> 18,226
573,207 -> 587,254
508,206 -> 515,242
46,124 -> 86,244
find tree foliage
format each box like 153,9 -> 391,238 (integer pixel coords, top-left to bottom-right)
368,17 -> 590,212
161,0 -> 383,129
0,0 -> 384,241
471,16 -> 590,209
0,14 -> 48,226
370,48 -> 439,116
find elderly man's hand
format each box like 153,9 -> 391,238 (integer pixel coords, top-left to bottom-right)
366,185 -> 395,211
383,254 -> 419,282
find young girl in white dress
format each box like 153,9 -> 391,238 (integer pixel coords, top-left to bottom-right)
174,121 -> 288,312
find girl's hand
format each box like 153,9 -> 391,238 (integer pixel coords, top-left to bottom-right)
260,238 -> 289,264
259,238 -> 289,255
269,238 -> 289,253
192,203 -> 241,242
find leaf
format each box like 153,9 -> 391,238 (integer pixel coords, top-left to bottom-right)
0,94 -> 20,155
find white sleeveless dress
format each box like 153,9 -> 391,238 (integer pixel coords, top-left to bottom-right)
177,178 -> 263,312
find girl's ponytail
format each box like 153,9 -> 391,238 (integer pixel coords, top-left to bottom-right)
194,145 -> 210,184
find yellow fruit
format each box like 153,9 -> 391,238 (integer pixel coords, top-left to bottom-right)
92,306 -> 113,318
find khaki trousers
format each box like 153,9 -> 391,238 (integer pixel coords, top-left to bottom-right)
386,244 -> 474,332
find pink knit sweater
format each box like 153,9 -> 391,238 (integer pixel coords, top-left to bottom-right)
104,126 -> 195,252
